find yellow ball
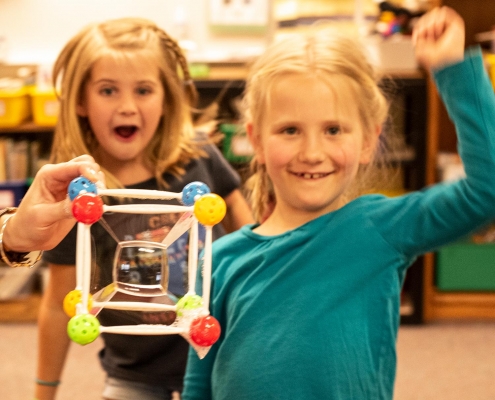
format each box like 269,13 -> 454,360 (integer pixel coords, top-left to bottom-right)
194,193 -> 226,226
63,289 -> 93,317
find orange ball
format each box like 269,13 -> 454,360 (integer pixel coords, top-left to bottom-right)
63,289 -> 93,317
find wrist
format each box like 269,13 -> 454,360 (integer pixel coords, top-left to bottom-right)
0,208 -> 17,251
0,208 -> 42,268
35,378 -> 61,387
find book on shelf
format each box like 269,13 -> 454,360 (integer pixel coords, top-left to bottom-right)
0,137 -> 45,182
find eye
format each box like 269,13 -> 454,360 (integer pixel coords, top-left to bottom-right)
99,86 -> 115,96
136,86 -> 152,96
281,126 -> 298,135
326,125 -> 341,135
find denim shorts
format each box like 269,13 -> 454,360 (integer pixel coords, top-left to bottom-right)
102,377 -> 181,400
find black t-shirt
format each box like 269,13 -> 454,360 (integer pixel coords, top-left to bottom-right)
43,144 -> 241,389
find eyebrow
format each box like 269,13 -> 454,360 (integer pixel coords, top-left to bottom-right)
271,119 -> 345,126
92,78 -> 159,85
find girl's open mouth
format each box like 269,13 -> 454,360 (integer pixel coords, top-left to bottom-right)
114,125 -> 138,139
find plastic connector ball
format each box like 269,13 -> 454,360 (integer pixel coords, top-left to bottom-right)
193,194 -> 226,226
181,182 -> 211,206
67,314 -> 100,345
190,315 -> 221,347
68,176 -> 98,201
176,294 -> 203,317
63,289 -> 93,317
72,193 -> 104,224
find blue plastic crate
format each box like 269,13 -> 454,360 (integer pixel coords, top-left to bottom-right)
0,181 -> 28,208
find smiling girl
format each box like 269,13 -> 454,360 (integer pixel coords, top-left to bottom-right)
183,7 -> 495,400
35,18 -> 252,400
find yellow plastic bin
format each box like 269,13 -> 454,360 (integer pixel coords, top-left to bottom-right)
30,88 -> 59,127
485,53 -> 495,90
0,87 -> 31,127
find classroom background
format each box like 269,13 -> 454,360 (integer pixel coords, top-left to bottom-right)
0,0 -> 494,399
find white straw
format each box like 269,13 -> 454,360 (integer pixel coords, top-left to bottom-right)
187,219 -> 199,294
75,222 -> 85,291
98,188 -> 182,200
80,224 -> 91,313
202,226 -> 213,311
92,301 -> 176,312
103,204 -> 192,214
99,325 -> 186,335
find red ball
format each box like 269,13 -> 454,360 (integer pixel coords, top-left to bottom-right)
72,193 -> 104,224
190,315 -> 221,347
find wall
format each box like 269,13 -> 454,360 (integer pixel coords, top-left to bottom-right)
0,0 -> 272,65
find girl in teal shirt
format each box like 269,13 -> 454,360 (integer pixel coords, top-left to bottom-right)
184,7 -> 495,400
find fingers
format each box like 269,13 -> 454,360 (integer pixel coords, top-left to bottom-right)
71,156 -> 106,187
38,155 -> 103,187
412,6 -> 465,70
69,154 -> 95,163
413,7 -> 446,44
413,6 -> 464,43
62,196 -> 73,219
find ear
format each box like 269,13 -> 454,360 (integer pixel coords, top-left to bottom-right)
76,90 -> 88,117
246,122 -> 265,165
359,125 -> 381,165
76,102 -> 88,117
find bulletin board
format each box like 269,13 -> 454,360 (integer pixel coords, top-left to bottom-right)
209,0 -> 271,34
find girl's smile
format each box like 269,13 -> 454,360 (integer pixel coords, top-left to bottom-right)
289,171 -> 333,179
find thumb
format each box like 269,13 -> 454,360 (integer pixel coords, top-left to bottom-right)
61,197 -> 74,220
48,197 -> 74,223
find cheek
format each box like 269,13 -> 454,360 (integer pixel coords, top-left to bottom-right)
330,141 -> 363,170
144,102 -> 165,125
263,137 -> 293,168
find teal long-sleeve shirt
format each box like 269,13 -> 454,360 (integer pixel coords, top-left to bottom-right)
183,48 -> 495,400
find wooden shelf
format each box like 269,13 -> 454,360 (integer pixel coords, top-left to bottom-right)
0,122 -> 54,134
0,293 -> 41,322
427,291 -> 495,320
422,0 -> 495,322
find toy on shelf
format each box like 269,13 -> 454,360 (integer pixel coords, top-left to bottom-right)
64,176 -> 225,358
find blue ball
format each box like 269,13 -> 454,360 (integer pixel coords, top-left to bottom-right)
181,182 -> 211,206
68,176 -> 98,201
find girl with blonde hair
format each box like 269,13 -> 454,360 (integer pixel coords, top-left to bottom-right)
36,17 -> 252,400
183,7 -> 495,399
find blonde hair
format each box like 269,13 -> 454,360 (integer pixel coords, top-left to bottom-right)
51,17 -> 204,189
244,29 -> 391,221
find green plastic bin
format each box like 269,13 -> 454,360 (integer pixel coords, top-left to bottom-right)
436,242 -> 495,291
219,123 -> 253,163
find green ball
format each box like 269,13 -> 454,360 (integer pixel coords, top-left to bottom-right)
176,294 -> 203,317
67,314 -> 100,345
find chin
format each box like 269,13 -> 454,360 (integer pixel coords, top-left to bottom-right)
301,200 -> 340,215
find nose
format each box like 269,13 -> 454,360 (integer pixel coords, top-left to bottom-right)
117,93 -> 138,116
298,134 -> 324,164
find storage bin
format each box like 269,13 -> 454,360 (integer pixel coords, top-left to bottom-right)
436,241 -> 495,291
0,181 -> 28,208
485,53 -> 495,90
0,87 -> 31,127
220,123 -> 253,163
30,88 -> 59,126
